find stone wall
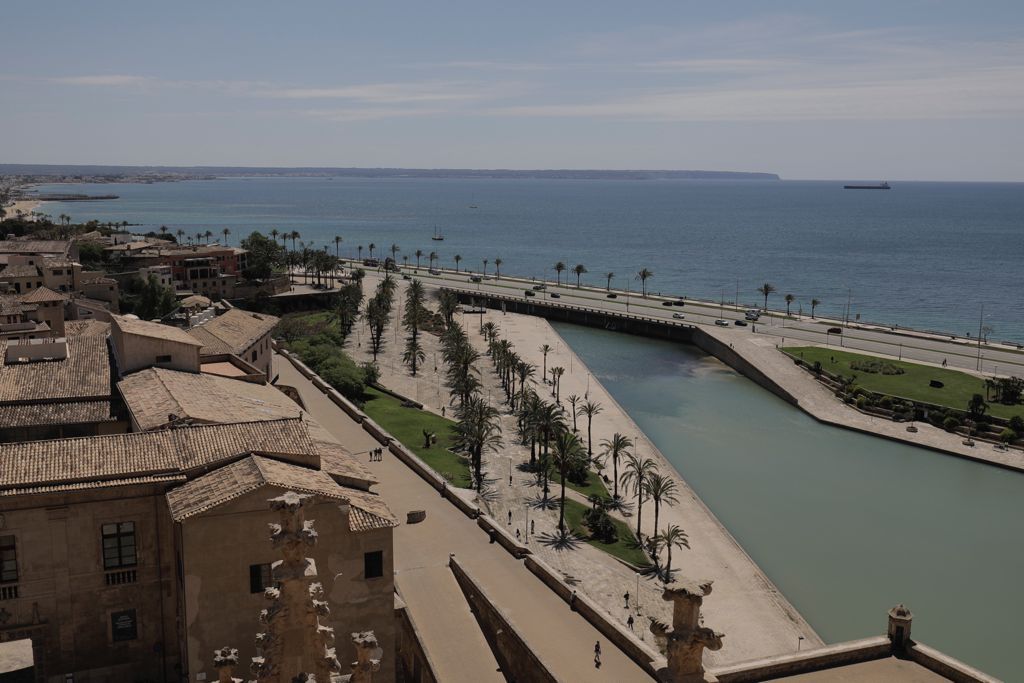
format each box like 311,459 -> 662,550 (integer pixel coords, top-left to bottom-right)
394,597 -> 439,683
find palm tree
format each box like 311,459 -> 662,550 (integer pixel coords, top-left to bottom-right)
784,293 -> 795,316
429,251 -> 438,269
454,254 -> 462,272
551,367 -> 565,401
580,399 -> 603,456
494,258 -> 503,279
573,264 -> 587,288
390,243 -> 400,263
222,227 -> 231,245
605,272 -> 614,290
415,249 -> 423,268
600,433 -> 633,500
196,231 -> 204,244
175,228 -> 185,243
453,395 -> 503,492
567,394 -> 581,432
757,282 -> 776,310
553,261 -> 566,286
621,455 -> 657,538
204,230 -> 214,244
334,235 -> 342,260
552,430 -> 585,533
270,228 -> 280,245
636,268 -> 654,297
646,472 -> 679,535
358,245 -> 364,260
539,344 -> 552,381
159,225 -> 168,238
657,524 -> 690,581
290,231 -> 300,253
533,400 -> 566,496
368,243 -> 376,259
811,298 -> 821,318
483,259 -> 489,276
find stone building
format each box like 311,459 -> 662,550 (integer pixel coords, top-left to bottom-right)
110,314 -> 205,375
0,418 -> 395,682
188,308 -> 279,380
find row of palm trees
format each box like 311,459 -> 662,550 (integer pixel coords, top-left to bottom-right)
551,263 -> 656,296
757,282 -> 823,317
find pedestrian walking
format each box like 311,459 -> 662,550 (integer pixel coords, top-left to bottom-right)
570,590 -> 577,610
594,641 -> 602,668
515,528 -> 521,541
441,406 -> 446,417
627,615 -> 634,631
942,358 -> 947,367
441,481 -> 447,498
623,591 -> 630,608
530,519 -> 535,535
508,510 -> 512,525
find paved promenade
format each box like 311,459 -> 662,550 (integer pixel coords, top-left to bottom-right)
277,356 -> 652,681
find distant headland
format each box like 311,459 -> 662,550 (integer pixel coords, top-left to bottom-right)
0,163 -> 780,183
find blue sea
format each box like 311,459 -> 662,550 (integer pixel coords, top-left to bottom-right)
38,176 -> 1024,340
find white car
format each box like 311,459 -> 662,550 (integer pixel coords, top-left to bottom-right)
672,312 -> 685,320
715,319 -> 730,327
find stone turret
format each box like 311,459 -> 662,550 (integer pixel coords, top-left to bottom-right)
887,604 -> 913,650
650,579 -> 724,683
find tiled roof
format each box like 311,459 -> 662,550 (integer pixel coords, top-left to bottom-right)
0,474 -> 187,498
0,240 -> 70,255
112,315 -> 205,346
0,418 -> 317,492
0,295 -> 26,316
166,455 -> 396,531
118,367 -> 302,431
0,320 -> 111,403
189,309 -> 279,355
20,286 -> 67,304
0,400 -> 113,429
0,264 -> 39,279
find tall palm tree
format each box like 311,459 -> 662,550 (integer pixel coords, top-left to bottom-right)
390,243 -> 400,263
453,395 -> 503,492
811,298 -> 821,318
553,261 -> 566,286
454,254 -> 462,272
566,394 -> 581,432
357,245 -> 364,260
290,231 -> 301,253
482,259 -> 489,276
494,258 -> 503,279
636,268 -> 654,297
600,433 -> 633,500
657,524 -> 690,581
784,293 -> 795,316
573,264 -> 587,288
551,367 -> 565,401
270,228 -> 280,245
757,282 -> 776,310
580,399 -> 603,456
368,243 -> 376,259
621,455 -> 657,538
605,272 -> 614,290
334,235 -> 342,259
552,430 -> 585,533
222,227 -> 230,245
195,231 -> 204,244
415,249 -> 423,268
429,251 -> 438,269
533,401 -> 566,496
204,230 -> 214,244
175,228 -> 185,243
159,225 -> 168,238
539,344 -> 552,381
646,472 -> 679,535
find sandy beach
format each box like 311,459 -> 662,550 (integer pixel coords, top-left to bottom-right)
348,272 -> 822,666
3,198 -> 41,219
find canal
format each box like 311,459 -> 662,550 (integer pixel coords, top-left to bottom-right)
553,321 -> 1024,681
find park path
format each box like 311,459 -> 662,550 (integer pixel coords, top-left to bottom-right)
277,355 -> 653,682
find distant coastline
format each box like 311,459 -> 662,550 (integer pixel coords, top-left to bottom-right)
0,163 -> 780,183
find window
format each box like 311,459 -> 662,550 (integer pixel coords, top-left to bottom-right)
249,563 -> 273,593
0,536 -> 16,583
364,550 -> 384,579
102,522 -> 137,569
251,350 -> 258,362
110,609 -> 137,642
155,354 -> 172,364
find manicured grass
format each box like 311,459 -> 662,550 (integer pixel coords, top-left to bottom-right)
785,346 -> 1024,420
565,469 -> 611,499
361,387 -> 473,488
562,498 -> 651,567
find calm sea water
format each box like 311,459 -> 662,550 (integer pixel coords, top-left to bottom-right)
37,176 -> 1024,341
554,322 -> 1024,681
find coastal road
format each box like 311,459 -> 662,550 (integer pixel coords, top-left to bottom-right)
341,263 -> 1024,378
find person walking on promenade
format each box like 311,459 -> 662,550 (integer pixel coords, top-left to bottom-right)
594,641 -> 602,668
530,519 -> 535,535
508,510 -> 512,525
515,528 -> 521,541
623,591 -> 630,608
627,615 -> 635,630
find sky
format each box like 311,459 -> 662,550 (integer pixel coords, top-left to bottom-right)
2,1 -> 1023,180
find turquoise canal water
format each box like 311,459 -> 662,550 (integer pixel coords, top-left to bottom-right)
36,176 -> 1024,341
553,321 -> 1024,681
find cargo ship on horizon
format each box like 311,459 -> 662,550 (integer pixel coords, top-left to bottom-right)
844,181 -> 890,190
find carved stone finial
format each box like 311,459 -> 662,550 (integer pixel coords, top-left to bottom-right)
347,631 -> 382,683
213,646 -> 241,683
654,579 -> 723,683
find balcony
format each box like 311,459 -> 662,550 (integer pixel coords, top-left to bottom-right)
105,569 -> 137,586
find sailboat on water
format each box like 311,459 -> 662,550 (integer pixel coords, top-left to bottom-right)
431,225 -> 444,241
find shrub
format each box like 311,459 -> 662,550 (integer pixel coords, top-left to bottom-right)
943,416 -> 961,432
1000,428 -> 1017,443
1009,416 -> 1024,434
855,396 -> 868,409
583,506 -> 618,544
879,396 -> 893,409
849,359 -> 905,375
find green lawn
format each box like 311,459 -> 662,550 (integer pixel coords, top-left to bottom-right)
565,469 -> 611,499
562,498 -> 651,567
785,346 -> 1024,420
361,387 -> 473,488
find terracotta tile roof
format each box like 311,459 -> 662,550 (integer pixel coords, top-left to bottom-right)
0,295 -> 26,316
189,308 -> 279,355
0,400 -> 114,429
0,474 -> 187,498
166,455 -> 396,531
0,417 -> 317,492
118,367 -> 302,430
0,264 -> 40,279
0,320 -> 111,403
112,315 -> 205,346
19,286 -> 67,304
0,240 -> 70,255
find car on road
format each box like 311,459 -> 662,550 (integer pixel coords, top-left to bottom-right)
827,327 -> 842,334
662,301 -> 674,306
532,284 -> 546,291
672,312 -> 685,319
672,301 -> 685,307
402,274 -> 411,280
734,320 -> 748,327
715,319 -> 730,327
469,275 -> 482,282
429,268 -> 440,275
745,309 -> 761,321
550,293 -> 561,298
525,290 -> 536,297
606,293 -> 618,299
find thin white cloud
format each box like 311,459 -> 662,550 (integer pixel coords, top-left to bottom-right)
50,74 -> 153,87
